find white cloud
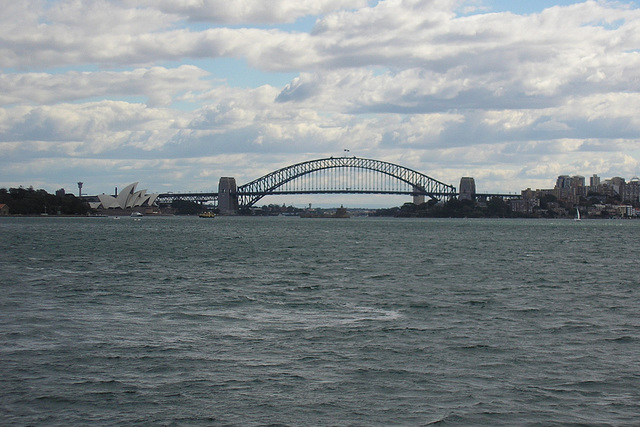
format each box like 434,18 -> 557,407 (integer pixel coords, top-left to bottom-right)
0,0 -> 176,68
0,66 -> 211,106
2,0 -> 640,199
127,0 -> 369,25
0,101 -> 183,155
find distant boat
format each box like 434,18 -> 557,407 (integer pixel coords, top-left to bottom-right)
199,211 -> 216,218
131,212 -> 143,217
575,208 -> 581,221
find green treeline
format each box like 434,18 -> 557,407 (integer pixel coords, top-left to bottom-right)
372,197 -> 522,218
170,199 -> 221,215
0,187 -> 89,215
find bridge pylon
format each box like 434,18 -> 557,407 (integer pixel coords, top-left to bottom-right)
412,186 -> 425,205
218,177 -> 238,214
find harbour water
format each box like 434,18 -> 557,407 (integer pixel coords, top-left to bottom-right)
1,216 -> 639,425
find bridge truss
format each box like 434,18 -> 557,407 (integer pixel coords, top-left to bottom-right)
155,192 -> 218,205
236,157 -> 456,208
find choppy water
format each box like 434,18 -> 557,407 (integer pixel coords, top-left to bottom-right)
1,216 -> 639,426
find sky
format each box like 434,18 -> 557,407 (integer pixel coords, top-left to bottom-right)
2,0 -> 640,207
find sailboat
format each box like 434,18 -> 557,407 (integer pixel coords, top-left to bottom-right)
575,207 -> 581,221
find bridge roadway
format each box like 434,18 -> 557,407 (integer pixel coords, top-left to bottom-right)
155,191 -> 521,205
154,157 -> 521,212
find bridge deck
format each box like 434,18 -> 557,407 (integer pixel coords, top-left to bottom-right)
156,191 -> 521,205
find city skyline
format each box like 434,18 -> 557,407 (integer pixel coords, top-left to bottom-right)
2,0 -> 640,205
3,162 -> 639,210
73,168 -> 640,209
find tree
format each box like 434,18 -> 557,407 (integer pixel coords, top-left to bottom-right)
171,200 -> 202,215
486,197 -> 510,217
0,187 -> 90,215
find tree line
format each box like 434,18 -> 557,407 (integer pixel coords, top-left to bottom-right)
371,197 -> 520,218
0,187 -> 90,215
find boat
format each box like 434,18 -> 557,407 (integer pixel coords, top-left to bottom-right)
199,211 -> 216,218
575,207 -> 581,221
131,212 -> 143,217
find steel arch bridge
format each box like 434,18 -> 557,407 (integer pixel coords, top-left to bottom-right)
235,157 -> 456,208
156,157 -> 457,211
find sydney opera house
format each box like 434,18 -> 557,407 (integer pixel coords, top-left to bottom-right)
88,182 -> 159,210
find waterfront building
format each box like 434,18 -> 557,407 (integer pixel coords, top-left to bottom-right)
514,188 -> 541,214
92,182 -> 158,210
510,198 -> 526,213
616,205 -> 635,217
510,197 -> 540,214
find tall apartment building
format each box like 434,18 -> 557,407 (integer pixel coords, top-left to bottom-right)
603,177 -> 626,197
623,178 -> 640,203
555,175 -> 585,202
556,175 -> 572,189
571,176 -> 585,188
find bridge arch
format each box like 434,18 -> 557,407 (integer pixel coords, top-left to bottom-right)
236,157 -> 456,208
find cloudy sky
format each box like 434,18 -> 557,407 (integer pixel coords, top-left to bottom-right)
2,0 -> 640,206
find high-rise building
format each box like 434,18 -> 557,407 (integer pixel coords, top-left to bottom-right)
556,175 -> 571,189
571,176 -> 585,188
623,178 -> 640,203
571,176 -> 586,197
555,175 -> 585,202
605,177 -> 626,196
